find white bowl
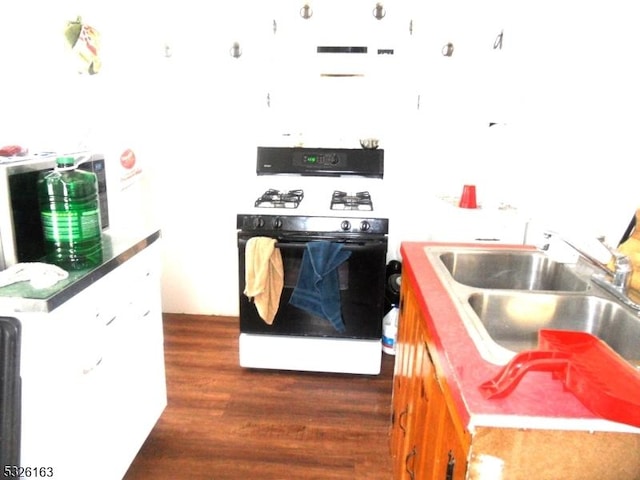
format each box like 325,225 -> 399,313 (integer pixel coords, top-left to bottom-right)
359,138 -> 379,149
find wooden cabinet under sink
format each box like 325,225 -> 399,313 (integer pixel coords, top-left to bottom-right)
390,277 -> 470,480
392,241 -> 640,480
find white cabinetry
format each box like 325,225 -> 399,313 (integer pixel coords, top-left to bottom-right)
431,207 -> 528,244
18,242 -> 166,480
424,196 -> 529,244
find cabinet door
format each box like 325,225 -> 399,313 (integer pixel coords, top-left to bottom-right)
394,274 -> 443,479
391,280 -> 420,478
19,243 -> 166,480
391,275 -> 471,480
19,291 -> 103,477
419,328 -> 470,480
439,410 -> 468,480
86,242 -> 167,480
411,336 -> 441,480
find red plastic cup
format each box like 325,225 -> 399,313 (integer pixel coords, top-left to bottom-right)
459,184 -> 477,209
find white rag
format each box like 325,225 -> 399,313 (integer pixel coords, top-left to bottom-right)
0,263 -> 69,289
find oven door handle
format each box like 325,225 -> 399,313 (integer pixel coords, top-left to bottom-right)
238,236 -> 386,250
275,240 -> 384,251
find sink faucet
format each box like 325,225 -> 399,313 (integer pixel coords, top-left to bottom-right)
541,231 -> 612,275
542,231 -> 640,312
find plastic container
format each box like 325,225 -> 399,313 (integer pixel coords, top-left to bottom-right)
459,184 -> 477,209
38,156 -> 103,270
382,306 -> 399,355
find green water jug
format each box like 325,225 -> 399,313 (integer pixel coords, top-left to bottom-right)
38,156 -> 103,270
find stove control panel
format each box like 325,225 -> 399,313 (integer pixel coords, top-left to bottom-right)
237,215 -> 388,235
256,147 -> 383,178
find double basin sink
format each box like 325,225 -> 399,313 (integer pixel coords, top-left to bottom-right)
426,246 -> 640,367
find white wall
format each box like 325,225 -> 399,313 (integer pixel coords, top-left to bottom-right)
0,1 -> 638,315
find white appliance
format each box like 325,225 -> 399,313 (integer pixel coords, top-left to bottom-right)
237,147 -> 389,375
0,152 -> 109,270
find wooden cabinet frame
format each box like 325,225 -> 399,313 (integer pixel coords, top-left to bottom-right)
391,276 -> 470,480
391,255 -> 640,479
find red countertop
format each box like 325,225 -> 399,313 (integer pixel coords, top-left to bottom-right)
400,241 -> 640,434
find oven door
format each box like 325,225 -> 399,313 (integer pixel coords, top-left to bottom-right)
238,233 -> 387,340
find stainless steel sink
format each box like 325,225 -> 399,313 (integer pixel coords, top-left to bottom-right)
439,250 -> 589,292
425,246 -> 640,366
468,292 -> 640,364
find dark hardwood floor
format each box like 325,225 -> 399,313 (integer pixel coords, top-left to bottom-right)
123,313 -> 395,480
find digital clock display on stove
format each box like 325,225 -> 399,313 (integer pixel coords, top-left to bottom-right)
301,153 -> 343,166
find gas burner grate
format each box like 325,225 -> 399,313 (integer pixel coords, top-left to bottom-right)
331,191 -> 373,211
255,189 -> 304,209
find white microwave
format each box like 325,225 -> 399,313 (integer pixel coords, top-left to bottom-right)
0,152 -> 109,270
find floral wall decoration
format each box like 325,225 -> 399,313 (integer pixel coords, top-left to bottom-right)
64,16 -> 101,75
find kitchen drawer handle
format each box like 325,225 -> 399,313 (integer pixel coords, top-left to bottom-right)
446,450 -> 456,480
300,3 -> 313,19
405,446 -> 416,480
398,406 -> 409,435
373,3 -> 386,20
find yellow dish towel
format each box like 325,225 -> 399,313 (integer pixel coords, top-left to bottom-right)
609,208 -> 640,296
244,237 -> 284,325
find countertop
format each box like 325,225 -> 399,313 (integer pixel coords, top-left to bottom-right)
401,241 -> 640,435
0,228 -> 161,313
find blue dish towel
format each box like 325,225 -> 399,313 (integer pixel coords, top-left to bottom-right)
289,241 -> 351,332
